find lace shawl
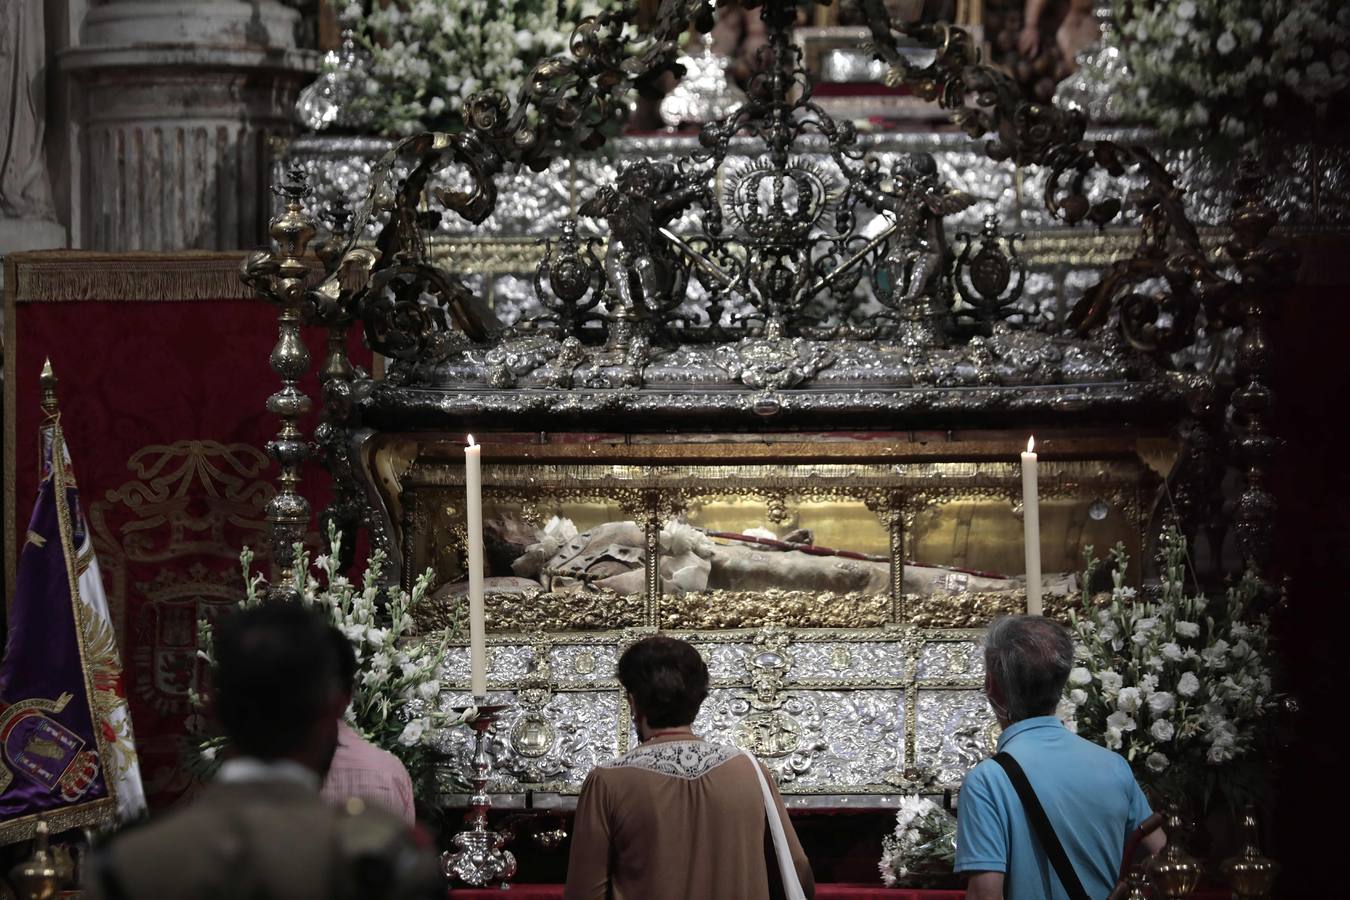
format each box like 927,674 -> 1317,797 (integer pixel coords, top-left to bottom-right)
601,740 -> 741,780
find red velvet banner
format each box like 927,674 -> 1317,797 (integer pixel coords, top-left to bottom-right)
3,251 -> 370,809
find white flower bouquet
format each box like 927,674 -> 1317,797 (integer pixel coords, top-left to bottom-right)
878,795 -> 957,887
334,0 -> 617,135
1060,527 -> 1278,811
192,525 -> 462,802
1099,1 -> 1350,156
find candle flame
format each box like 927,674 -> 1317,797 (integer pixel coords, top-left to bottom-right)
467,435 -> 476,448
1027,436 -> 1035,453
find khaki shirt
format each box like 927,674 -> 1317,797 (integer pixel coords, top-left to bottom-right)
564,737 -> 815,900
85,778 -> 441,900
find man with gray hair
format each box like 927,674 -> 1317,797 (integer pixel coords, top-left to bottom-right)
956,616 -> 1165,899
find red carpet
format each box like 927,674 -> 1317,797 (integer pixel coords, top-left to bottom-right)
450,889 -> 961,899
451,888 -> 1224,899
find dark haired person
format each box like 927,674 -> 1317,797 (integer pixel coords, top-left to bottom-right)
321,625 -> 416,824
563,635 -> 814,900
86,603 -> 441,900
956,616 -> 1166,900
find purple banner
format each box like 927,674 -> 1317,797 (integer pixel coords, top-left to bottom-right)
0,434 -> 111,836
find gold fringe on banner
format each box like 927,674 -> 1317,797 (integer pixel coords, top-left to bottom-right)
7,251 -> 259,303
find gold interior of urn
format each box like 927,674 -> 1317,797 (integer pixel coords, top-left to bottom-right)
366,433 -> 1166,631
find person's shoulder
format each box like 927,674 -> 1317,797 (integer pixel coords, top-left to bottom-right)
961,756 -> 1004,792
332,795 -> 430,855
339,725 -> 412,773
100,785 -> 327,878
1064,729 -> 1132,768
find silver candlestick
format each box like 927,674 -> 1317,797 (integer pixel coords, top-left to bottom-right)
442,702 -> 517,887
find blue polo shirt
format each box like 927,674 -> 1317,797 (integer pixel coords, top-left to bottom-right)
954,716 -> 1152,899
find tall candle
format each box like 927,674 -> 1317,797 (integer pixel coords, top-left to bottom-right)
465,436 -> 487,697
1021,436 -> 1043,616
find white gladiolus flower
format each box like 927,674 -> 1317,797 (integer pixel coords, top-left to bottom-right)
1117,687 -> 1143,714
1099,671 -> 1124,695
417,679 -> 442,700
1175,621 -> 1200,638
1201,640 -> 1231,668
1178,672 -> 1201,697
1161,642 -> 1184,661
1106,710 -> 1136,732
398,718 -> 428,746
1070,689 -> 1088,705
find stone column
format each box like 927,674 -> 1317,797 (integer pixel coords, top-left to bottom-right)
1,0 -> 68,260
60,1 -> 315,250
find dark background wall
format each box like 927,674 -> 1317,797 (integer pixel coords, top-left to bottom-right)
1269,235 -> 1350,896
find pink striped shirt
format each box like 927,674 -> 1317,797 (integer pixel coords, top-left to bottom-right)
322,721 -> 416,824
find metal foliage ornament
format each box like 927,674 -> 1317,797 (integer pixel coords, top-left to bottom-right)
243,0 -> 1295,586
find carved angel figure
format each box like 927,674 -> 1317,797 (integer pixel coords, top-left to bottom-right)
579,161 -> 705,320
856,153 -> 976,306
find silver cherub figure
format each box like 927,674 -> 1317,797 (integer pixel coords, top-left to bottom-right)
856,153 -> 976,349
579,161 -> 706,327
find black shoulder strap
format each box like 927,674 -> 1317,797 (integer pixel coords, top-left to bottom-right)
993,751 -> 1091,900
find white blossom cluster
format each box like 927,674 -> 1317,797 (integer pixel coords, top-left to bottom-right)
194,528 -> 459,801
338,0 -> 612,135
877,795 -> 957,887
1061,528 -> 1277,810
1101,1 -> 1350,154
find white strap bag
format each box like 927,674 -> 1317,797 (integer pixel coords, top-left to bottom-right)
741,750 -> 808,900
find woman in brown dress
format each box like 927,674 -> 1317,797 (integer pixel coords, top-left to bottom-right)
563,636 -> 815,900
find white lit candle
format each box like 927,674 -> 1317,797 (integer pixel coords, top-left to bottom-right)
465,436 -> 487,697
1021,436 -> 1042,616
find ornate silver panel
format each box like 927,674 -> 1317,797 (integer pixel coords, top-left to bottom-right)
915,689 -> 1000,786
425,628 -> 987,803
435,689 -> 623,790
915,640 -> 985,681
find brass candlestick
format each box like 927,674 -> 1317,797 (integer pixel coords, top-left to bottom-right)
1148,809 -> 1203,898
1123,867 -> 1154,900
1220,806 -> 1279,899
8,820 -> 59,900
442,702 -> 517,887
